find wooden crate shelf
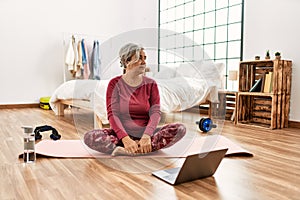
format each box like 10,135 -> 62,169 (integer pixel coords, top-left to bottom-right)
218,91 -> 237,122
236,59 -> 292,129
198,91 -> 238,122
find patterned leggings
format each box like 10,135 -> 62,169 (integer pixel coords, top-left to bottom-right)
83,123 -> 186,154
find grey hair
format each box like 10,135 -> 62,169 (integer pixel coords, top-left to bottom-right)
119,43 -> 144,69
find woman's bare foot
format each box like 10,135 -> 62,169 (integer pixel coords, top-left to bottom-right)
111,146 -> 145,156
111,146 -> 128,156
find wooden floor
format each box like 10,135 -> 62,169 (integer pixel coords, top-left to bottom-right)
0,107 -> 300,200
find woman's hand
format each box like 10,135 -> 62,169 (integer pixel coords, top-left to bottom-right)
122,136 -> 139,154
138,134 -> 152,153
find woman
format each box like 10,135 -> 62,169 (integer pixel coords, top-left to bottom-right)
84,43 -> 186,156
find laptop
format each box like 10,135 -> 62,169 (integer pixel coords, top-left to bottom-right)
152,148 -> 228,185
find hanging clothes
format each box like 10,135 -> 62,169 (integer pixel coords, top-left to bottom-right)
81,39 -> 90,79
90,40 -> 101,80
65,36 -> 76,74
75,39 -> 83,79
72,36 -> 78,77
65,35 -> 101,80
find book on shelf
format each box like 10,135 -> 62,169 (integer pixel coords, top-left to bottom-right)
269,72 -> 273,92
249,78 -> 263,92
263,72 -> 273,93
260,73 -> 266,92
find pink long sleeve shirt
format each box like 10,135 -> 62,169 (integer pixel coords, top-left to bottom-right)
106,75 -> 161,140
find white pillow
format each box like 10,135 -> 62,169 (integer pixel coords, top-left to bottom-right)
176,61 -> 202,78
176,61 -> 224,80
200,61 -> 225,79
153,66 -> 178,79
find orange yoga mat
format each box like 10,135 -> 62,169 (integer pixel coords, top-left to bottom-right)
31,135 -> 253,158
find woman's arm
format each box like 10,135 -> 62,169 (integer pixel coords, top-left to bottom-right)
144,81 -> 161,136
106,78 -> 128,140
139,81 -> 161,153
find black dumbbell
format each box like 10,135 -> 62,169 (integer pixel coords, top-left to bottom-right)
196,118 -> 217,132
34,125 -> 61,141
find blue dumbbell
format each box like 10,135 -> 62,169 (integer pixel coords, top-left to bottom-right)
196,118 -> 217,132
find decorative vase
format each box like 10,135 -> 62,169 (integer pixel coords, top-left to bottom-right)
265,56 -> 270,60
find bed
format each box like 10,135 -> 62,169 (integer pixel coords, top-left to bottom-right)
50,61 -> 224,127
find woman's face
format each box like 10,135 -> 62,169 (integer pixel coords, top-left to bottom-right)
126,49 -> 147,74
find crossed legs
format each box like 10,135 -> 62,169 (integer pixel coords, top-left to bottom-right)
83,123 -> 186,155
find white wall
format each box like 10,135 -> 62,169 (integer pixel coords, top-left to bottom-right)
1,0 -> 299,122
0,0 -> 157,104
244,0 -> 300,121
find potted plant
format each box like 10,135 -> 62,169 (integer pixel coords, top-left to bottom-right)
255,55 -> 260,60
275,52 -> 281,60
265,50 -> 270,59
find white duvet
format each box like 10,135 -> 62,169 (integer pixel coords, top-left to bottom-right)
50,77 -> 219,125
50,61 -> 224,124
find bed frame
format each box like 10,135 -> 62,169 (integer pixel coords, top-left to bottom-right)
55,99 -> 218,129
56,99 -> 104,128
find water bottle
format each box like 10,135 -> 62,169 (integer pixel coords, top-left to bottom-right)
22,126 -> 36,163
